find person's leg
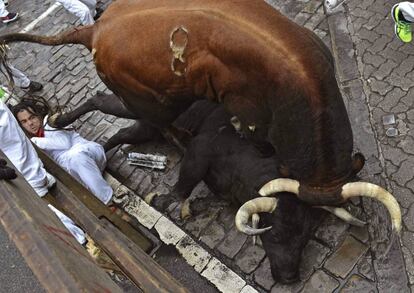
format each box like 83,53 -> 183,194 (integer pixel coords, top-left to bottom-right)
0,1 -> 18,23
56,0 -> 94,25
43,194 -> 86,245
79,0 -> 96,17
399,2 -> 414,22
64,149 -> 113,204
8,65 -> 43,92
0,0 -> 7,17
9,65 -> 30,88
47,204 -> 86,245
392,2 -> 413,42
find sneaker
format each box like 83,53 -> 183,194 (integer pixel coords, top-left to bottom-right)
392,4 -> 412,43
1,12 -> 18,24
22,81 -> 43,93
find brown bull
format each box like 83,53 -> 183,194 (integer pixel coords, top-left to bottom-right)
0,0 -> 401,232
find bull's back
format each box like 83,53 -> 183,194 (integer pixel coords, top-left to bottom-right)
92,0 -> 333,122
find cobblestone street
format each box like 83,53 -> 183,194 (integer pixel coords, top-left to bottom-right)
0,0 -> 413,292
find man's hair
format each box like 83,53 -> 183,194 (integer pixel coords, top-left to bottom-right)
11,97 -> 49,121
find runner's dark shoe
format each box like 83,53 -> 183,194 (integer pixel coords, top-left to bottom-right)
22,81 -> 43,93
1,12 -> 18,24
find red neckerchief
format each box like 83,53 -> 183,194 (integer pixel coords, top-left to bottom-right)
36,128 -> 45,137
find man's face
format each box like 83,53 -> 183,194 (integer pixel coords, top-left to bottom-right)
16,109 -> 42,136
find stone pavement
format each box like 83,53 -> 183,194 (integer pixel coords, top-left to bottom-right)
0,0 -> 412,292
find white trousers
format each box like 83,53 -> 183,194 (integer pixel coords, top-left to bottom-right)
10,65 -> 30,88
56,0 -> 96,25
58,142 -> 113,204
48,204 -> 86,245
0,1 -> 7,17
399,2 -> 414,22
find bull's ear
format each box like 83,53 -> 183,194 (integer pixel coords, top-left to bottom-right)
352,153 -> 365,175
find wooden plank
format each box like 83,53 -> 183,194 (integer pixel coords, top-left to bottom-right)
36,148 -> 189,292
36,148 -> 153,252
54,182 -> 189,292
0,150 -> 122,292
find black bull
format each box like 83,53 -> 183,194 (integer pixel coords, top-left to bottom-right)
51,95 -> 366,283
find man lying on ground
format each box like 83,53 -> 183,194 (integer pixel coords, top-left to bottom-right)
12,99 -> 113,205
0,98 -> 86,244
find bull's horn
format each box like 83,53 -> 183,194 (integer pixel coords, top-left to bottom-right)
252,213 -> 260,245
259,178 -> 300,196
316,206 -> 366,227
235,197 -> 277,236
341,182 -> 401,233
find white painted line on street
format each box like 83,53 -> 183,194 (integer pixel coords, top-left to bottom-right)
20,2 -> 62,33
105,173 -> 258,293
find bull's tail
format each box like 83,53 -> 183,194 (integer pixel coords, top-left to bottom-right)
0,26 -> 93,89
0,25 -> 94,49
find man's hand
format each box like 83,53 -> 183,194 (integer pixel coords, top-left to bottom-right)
0,158 -> 17,180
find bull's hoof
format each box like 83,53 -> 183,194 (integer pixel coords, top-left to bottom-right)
180,198 -> 192,220
47,113 -> 63,128
147,192 -> 180,213
144,192 -> 159,205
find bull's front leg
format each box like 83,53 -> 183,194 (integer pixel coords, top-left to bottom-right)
48,92 -> 139,128
146,138 -> 210,219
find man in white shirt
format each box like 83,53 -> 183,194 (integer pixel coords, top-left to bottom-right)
0,99 -> 86,244
13,100 -> 113,205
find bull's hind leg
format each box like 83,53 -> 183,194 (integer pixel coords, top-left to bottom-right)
48,92 -> 138,128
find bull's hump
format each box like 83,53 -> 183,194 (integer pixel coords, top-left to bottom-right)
98,1 -> 330,102
102,1 -> 326,76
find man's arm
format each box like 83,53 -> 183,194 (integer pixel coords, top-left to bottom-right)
31,130 -> 72,151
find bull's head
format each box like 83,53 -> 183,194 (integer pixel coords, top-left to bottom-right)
254,178 -> 401,233
234,194 -> 323,283
234,176 -> 401,235
234,175 -> 400,283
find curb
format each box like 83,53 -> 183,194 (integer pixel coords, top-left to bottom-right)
105,173 -> 258,293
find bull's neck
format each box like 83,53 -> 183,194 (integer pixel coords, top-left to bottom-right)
274,81 -> 354,186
